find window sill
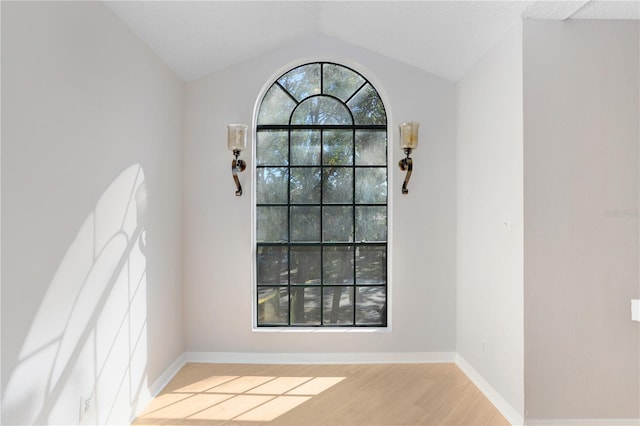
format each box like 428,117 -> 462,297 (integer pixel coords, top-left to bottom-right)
252,327 -> 390,333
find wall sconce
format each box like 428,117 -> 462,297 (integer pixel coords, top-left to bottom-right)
398,122 -> 419,194
228,124 -> 248,196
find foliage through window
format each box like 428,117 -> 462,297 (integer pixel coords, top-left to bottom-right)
255,62 -> 387,327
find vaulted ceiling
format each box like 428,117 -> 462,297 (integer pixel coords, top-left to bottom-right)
105,1 -> 640,82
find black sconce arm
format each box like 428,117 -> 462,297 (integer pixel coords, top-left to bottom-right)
231,149 -> 246,196
398,148 -> 413,195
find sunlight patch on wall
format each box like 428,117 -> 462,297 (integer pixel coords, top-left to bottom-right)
135,375 -> 346,423
2,165 -> 150,425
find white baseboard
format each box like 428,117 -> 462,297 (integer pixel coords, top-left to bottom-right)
130,352 -> 186,422
183,351 -> 456,364
526,419 -> 640,426
455,354 -> 524,426
149,352 -> 187,396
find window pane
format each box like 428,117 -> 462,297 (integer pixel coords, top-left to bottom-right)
291,130 -> 321,165
290,287 -> 321,325
323,168 -> 353,204
356,287 -> 386,325
347,84 -> 386,125
258,85 -> 296,125
355,130 -> 386,166
323,130 -> 353,165
258,287 -> 289,325
257,206 -> 288,242
323,64 -> 365,102
323,206 -> 353,242
291,97 -> 352,125
256,63 -> 388,328
323,286 -> 354,325
356,246 -> 386,285
291,206 -> 320,242
355,168 -> 387,204
355,206 -> 386,242
256,131 -> 288,166
291,167 -> 321,204
323,246 -> 354,285
278,64 -> 321,102
257,246 -> 288,285
290,246 -> 321,285
257,167 -> 288,204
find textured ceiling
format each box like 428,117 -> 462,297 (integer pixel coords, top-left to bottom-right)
105,1 -> 639,82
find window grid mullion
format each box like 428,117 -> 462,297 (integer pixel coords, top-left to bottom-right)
258,164 -> 384,169
256,62 -> 387,327
287,127 -> 292,326
352,127 -> 357,326
257,125 -> 386,131
320,64 -> 324,325
320,128 -> 325,325
257,205 -> 385,209
345,81 -> 368,104
276,81 -> 300,106
258,241 -> 387,247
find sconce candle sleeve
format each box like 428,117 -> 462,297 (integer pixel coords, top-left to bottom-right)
399,122 -> 419,149
227,124 -> 248,151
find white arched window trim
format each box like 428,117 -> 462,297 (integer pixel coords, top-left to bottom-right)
251,58 -> 394,332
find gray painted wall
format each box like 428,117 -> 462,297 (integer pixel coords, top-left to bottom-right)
183,34 -> 458,354
1,3 -> 184,424
457,22 -> 525,421
524,20 -> 640,420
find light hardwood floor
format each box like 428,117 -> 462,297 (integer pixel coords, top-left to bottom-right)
132,363 -> 510,426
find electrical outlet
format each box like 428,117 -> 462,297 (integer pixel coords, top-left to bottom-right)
79,395 -> 92,422
503,215 -> 512,234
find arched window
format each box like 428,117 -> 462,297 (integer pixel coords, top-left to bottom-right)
255,62 -> 387,327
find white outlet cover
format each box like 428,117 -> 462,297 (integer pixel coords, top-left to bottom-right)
503,215 -> 512,234
632,299 -> 639,322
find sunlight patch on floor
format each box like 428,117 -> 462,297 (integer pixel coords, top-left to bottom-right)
136,375 -> 346,422
234,396 -> 311,422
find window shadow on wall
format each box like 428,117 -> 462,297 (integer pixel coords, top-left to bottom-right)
2,164 -> 151,425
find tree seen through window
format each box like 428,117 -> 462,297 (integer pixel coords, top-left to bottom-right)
256,62 -> 388,327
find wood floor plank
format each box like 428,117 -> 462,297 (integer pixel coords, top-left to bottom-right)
132,363 -> 510,426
